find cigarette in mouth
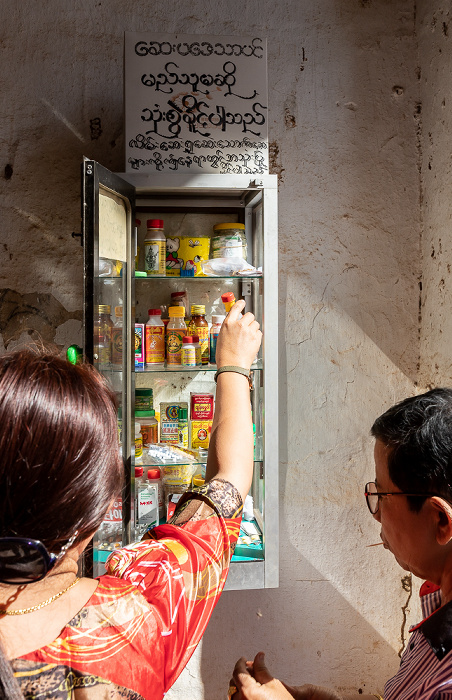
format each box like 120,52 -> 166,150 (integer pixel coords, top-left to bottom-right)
366,542 -> 384,547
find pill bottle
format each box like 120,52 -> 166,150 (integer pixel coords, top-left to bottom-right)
181,336 -> 197,367
188,305 -> 209,365
209,314 -> 225,364
135,422 -> 143,464
147,468 -> 164,520
166,306 -> 186,366
144,219 -> 166,276
211,223 -> 247,260
191,335 -> 202,366
135,409 -> 159,447
145,308 -> 165,365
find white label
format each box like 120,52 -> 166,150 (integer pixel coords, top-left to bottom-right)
138,485 -> 159,527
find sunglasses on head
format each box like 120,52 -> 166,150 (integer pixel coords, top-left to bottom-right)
0,532 -> 78,584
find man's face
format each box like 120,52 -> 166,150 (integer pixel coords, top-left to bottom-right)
373,439 -> 439,580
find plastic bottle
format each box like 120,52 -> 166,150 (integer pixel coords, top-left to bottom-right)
188,305 -> 209,365
145,308 -> 165,365
135,422 -> 143,464
181,336 -> 197,367
94,305 -> 113,365
144,219 -> 166,276
147,468 -> 164,520
192,335 -> 202,366
136,409 -> 159,447
221,292 -> 236,313
178,406 -> 189,448
209,314 -> 225,364
137,479 -> 159,536
166,306 -> 187,366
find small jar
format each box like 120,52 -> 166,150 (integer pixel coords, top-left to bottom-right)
94,305 -> 113,365
181,336 -> 197,367
136,410 -> 159,447
211,223 -> 247,260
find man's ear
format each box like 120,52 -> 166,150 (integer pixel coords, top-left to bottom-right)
430,497 -> 452,545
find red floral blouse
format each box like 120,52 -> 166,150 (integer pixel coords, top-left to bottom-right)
12,479 -> 242,699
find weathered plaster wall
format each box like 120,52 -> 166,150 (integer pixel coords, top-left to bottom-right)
417,2 -> 452,387
0,2 -> 424,698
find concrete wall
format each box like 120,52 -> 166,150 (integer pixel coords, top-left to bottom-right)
417,2 -> 452,387
0,1 -> 430,698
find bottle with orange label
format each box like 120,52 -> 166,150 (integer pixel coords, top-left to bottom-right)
145,309 -> 165,365
166,306 -> 186,366
188,304 -> 209,365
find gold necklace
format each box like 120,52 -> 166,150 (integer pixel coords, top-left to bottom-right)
0,577 -> 80,616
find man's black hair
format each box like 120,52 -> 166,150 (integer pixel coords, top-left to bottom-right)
371,388 -> 452,511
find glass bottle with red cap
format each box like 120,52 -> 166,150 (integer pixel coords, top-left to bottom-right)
145,308 -> 165,365
144,219 -> 166,276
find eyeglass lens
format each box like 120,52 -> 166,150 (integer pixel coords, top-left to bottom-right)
365,482 -> 379,514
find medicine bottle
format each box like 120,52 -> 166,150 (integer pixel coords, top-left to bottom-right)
188,305 -> 209,365
94,305 -> 113,365
135,409 -> 158,447
192,335 -> 202,366
144,219 -> 166,276
211,223 -> 247,260
147,468 -> 164,520
209,314 -> 225,364
178,406 -> 189,448
145,308 -> 165,365
181,336 -> 197,367
166,306 -> 186,366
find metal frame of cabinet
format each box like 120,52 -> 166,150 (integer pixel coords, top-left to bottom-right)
83,164 -> 278,589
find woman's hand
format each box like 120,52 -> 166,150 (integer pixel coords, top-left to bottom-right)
216,300 -> 262,370
231,654 -> 342,700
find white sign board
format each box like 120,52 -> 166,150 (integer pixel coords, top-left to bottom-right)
124,33 -> 268,175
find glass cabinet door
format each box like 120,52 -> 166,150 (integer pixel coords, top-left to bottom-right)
82,159 -> 135,576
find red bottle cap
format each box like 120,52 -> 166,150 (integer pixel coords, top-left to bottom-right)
147,219 -> 164,229
135,467 -> 144,477
183,336 -> 194,343
221,292 -> 235,302
148,308 -> 162,315
192,335 -> 199,342
147,469 -> 161,480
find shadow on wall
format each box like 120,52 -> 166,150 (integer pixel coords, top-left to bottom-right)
197,552 -> 400,700
0,289 -> 82,351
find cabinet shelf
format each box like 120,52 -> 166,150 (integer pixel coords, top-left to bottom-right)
96,360 -> 263,373
97,274 -> 262,281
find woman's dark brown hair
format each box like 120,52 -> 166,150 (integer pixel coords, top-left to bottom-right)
0,349 -> 123,699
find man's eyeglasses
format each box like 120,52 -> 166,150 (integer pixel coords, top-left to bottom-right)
0,533 -> 78,584
364,482 -> 441,515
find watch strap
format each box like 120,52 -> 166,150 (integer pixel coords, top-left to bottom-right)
214,365 -> 253,389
